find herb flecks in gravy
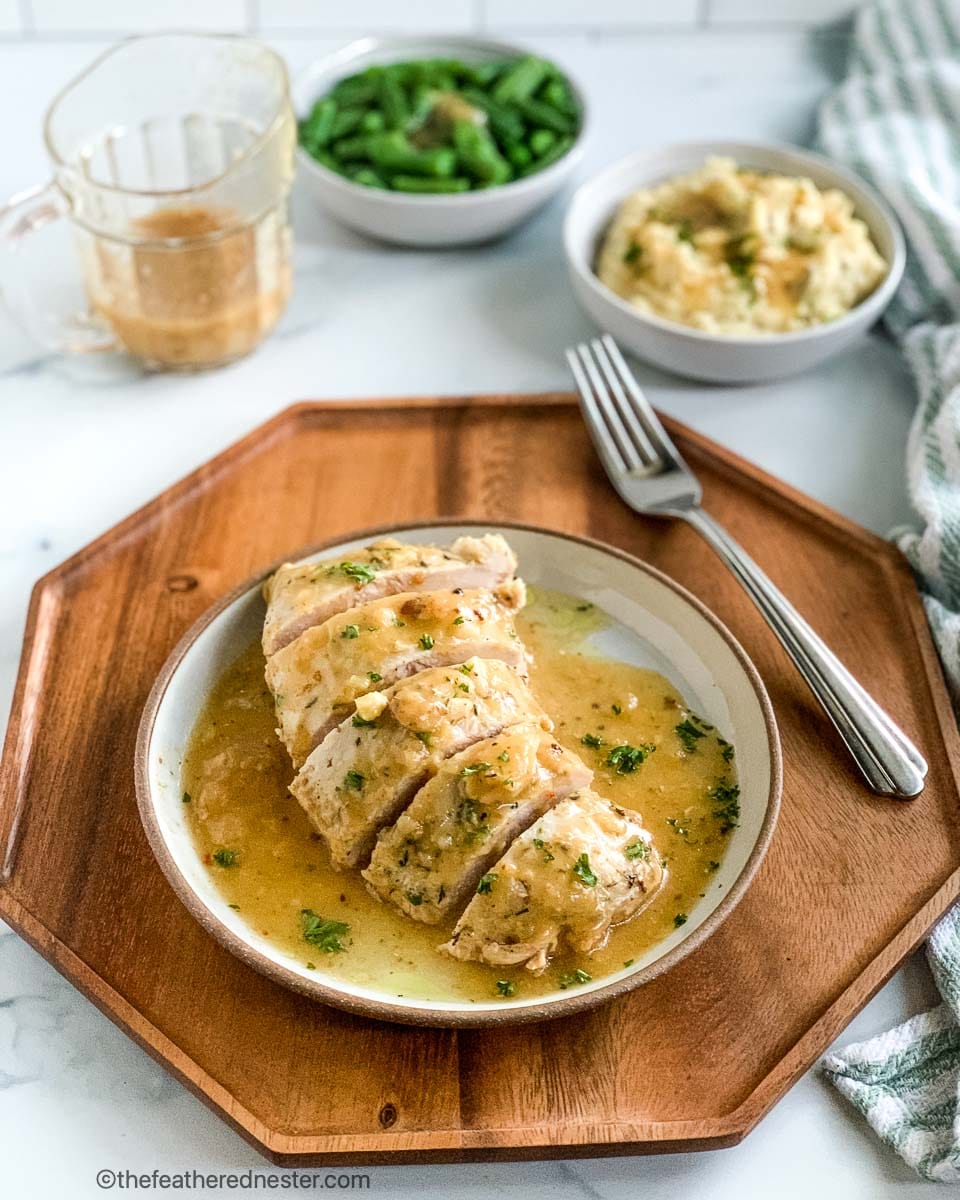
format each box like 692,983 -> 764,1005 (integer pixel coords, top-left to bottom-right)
183,587 -> 737,1002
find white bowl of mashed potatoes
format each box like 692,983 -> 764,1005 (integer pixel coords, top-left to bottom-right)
564,141 -> 905,383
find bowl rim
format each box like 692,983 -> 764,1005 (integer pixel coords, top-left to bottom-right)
562,137 -> 907,348
292,33 -> 589,206
135,518 -> 783,1029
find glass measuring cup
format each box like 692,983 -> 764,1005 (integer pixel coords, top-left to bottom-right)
0,33 -> 295,371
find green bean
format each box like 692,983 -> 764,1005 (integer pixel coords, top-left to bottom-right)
516,97 -> 576,135
389,174 -> 471,193
367,131 -> 456,178
378,71 -> 408,129
360,110 -> 385,134
519,134 -> 574,176
465,61 -> 505,88
331,71 -> 380,107
307,54 -> 580,193
394,58 -> 459,87
461,89 -> 525,144
300,98 -> 337,149
506,142 -> 532,170
349,166 -> 388,189
492,55 -> 550,105
331,135 -> 373,162
329,106 -> 365,140
541,78 -> 576,114
528,128 -> 556,157
313,149 -> 350,176
452,120 -> 510,185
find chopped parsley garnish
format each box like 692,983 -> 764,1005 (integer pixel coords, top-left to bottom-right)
623,240 -> 643,265
367,671 -> 382,683
418,633 -> 434,650
611,703 -> 623,715
573,853 -> 598,887
228,903 -> 240,910
460,761 -> 491,777
677,219 -> 695,243
581,732 -> 604,749
725,233 -> 757,280
343,770 -> 365,791
711,781 -> 741,832
477,872 -> 497,895
456,798 -> 490,842
393,616 -> 406,627
415,730 -> 432,747
459,662 -> 473,674
352,713 -> 377,728
719,738 -> 735,763
212,848 -> 238,868
532,837 -> 554,863
675,719 -> 706,753
498,751 -> 510,762
625,840 -> 650,861
338,560 -> 376,585
605,742 -> 655,774
708,860 -> 721,872
496,980 -> 517,997
457,682 -> 469,693
674,913 -> 688,928
666,816 -> 689,838
341,623 -> 360,640
300,909 -> 349,953
182,791 -> 192,804
559,968 -> 592,989
576,602 -> 593,612
623,959 -> 634,968
406,892 -> 423,907
453,616 -> 465,626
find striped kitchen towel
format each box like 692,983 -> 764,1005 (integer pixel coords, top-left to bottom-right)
817,0 -> 960,1182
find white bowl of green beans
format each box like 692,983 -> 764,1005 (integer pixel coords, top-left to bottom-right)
293,37 -> 587,247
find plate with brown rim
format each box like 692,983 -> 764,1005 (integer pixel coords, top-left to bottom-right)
136,521 -> 781,1027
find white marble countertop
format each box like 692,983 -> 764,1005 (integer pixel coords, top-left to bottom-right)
0,24 -> 948,1199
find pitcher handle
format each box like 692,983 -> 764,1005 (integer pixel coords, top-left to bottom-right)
0,180 -> 117,354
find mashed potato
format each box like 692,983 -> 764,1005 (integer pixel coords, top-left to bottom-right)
596,156 -> 887,335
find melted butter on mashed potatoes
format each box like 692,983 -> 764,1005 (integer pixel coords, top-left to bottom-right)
596,156 -> 888,335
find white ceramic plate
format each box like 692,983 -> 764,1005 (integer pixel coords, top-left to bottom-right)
563,139 -> 906,384
136,522 -> 781,1027
293,36 -> 588,247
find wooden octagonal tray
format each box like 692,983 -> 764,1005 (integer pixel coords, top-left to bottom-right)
1,395 -> 958,1164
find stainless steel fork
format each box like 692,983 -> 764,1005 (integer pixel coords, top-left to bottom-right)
566,334 -> 927,799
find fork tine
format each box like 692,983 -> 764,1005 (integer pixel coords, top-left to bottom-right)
575,343 -> 644,471
589,337 -> 660,464
600,335 -> 680,461
565,347 -> 629,474
571,345 -> 643,470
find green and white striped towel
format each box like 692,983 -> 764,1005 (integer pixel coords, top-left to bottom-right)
817,0 -> 960,1182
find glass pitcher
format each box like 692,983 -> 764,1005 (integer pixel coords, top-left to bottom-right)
0,33 -> 295,371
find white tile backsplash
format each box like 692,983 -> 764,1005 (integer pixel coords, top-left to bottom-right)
29,0 -> 247,33
483,0 -> 700,29
257,0 -> 475,33
706,0 -> 856,24
14,0 -> 860,38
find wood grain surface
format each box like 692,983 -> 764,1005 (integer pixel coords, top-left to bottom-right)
1,394 -> 958,1165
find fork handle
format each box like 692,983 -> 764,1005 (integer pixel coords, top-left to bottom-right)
680,507 -> 927,799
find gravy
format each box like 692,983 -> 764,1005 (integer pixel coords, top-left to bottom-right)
182,588 -> 738,1003
89,203 -> 290,369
